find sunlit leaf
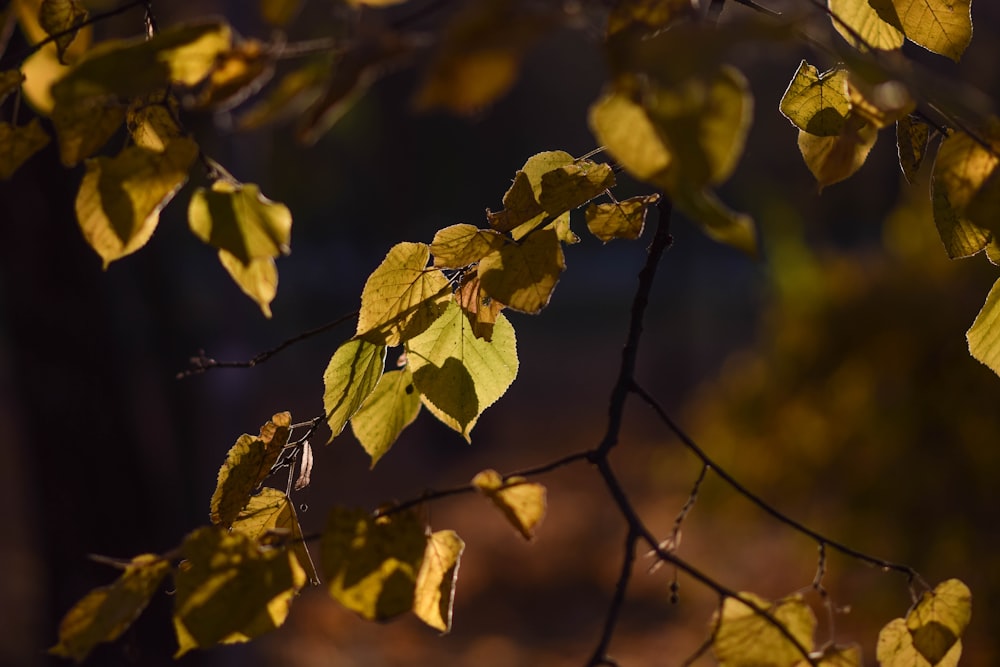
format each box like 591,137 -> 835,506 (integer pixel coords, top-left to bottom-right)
585,194 -> 660,242
431,223 -> 505,269
210,411 -> 292,528
472,469 -> 546,540
323,338 -> 386,440
892,0 -> 972,62
260,0 -> 303,26
39,0 -> 88,64
0,119 -> 50,180
356,242 -> 452,346
218,251 -> 279,318
50,101 -> 125,167
0,70 -> 25,107
967,279 -> 1000,373
75,138 -> 199,267
897,115 -> 930,183
321,507 -> 426,621
478,228 -> 564,314
189,181 -> 292,265
487,171 -> 544,233
231,486 -> 318,585
237,60 -> 330,130
350,367 -> 422,467
590,89 -> 672,183
172,526 -> 306,656
828,0 -> 904,51
712,592 -> 816,666
195,40 -> 273,111
847,75 -> 914,129
50,555 -> 170,663
797,114 -> 878,190
456,272 -> 505,341
607,0 -> 694,35
931,128 -> 999,258
877,619 -> 961,667
413,530 -> 464,633
905,579 -> 972,664
538,161 -> 616,216
406,301 -> 518,440
779,61 -> 850,137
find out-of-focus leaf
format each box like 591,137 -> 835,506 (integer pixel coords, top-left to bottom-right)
711,593 -> 816,666
797,114 -> 878,190
195,40 -> 273,110
321,507 -> 426,621
877,618 -> 962,667
172,527 -> 306,656
537,161 -> 615,216
188,181 -> 292,266
779,61 -> 850,137
456,273 -> 504,341
827,0 -> 904,51
356,242 -> 452,346
607,0 -> 695,36
210,412 -> 292,528
39,0 -> 88,64
905,579 -> 972,664
487,171 -> 545,233
930,128 -> 999,258
237,60 -> 330,130
673,188 -> 757,257
261,0 -> 303,26
75,138 -> 198,267
430,223 -> 505,268
50,102 -> 125,167
0,70 -> 25,106
897,115 -> 930,183
350,367 -> 422,467
585,194 -> 659,242
218,251 -> 279,317
848,75 -> 914,129
231,486 -> 318,585
590,89 -> 672,183
893,0 -> 972,62
472,469 -> 546,540
406,301 -> 518,440
478,228 -> 565,314
413,530 -> 464,633
796,644 -> 862,666
348,0 -> 409,5
323,338 -> 386,440
127,101 -> 182,152
0,119 -> 50,179
50,555 -> 170,663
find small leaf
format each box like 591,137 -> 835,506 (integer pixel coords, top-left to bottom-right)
406,301 -> 518,440
797,114 -> 878,190
321,507 -> 426,621
779,61 -> 850,137
590,90 -> 672,183
350,367 -> 422,466
893,0 -> 972,62
188,181 -> 292,266
261,0 -> 303,25
50,101 -> 125,167
218,251 -> 279,318
0,119 -> 50,180
472,469 -> 546,540
413,530 -> 464,633
294,440 -> 313,491
931,128 -> 999,258
323,338 -> 386,440
231,486 -> 318,585
194,40 -> 273,111
827,0 -> 904,51
39,0 -> 88,64
711,593 -> 816,666
607,0 -> 695,35
538,161 -> 616,216
585,194 -> 660,242
430,223 -> 505,268
456,272 -> 504,341
50,555 -> 170,662
356,242 -> 452,346
210,412 -> 292,528
897,115 -> 930,183
877,618 -> 962,667
478,228 -> 565,314
672,188 -> 757,257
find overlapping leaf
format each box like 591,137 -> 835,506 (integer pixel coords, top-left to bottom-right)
797,114 -> 878,190
487,151 -> 575,234
478,228 -> 565,314
350,367 -> 422,466
50,102 -> 125,166
456,273 -> 505,341
828,0 -> 904,51
189,181 -> 292,265
931,128 -> 999,258
324,338 -> 386,440
897,115 -> 931,183
431,223 -> 505,268
847,76 -> 914,130
538,161 -> 616,215
231,486 -> 318,584
39,0 -> 88,64
0,119 -> 50,179
0,70 -> 24,106
585,195 -> 660,242
711,593 -> 816,666
876,579 -> 970,666
892,0 -> 972,61
413,530 -> 464,633
472,469 -> 546,540
780,61 -> 850,137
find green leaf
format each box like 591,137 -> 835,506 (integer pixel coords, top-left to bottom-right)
893,0 -> 972,62
828,0 -> 904,51
231,486 -> 318,585
537,161 -> 616,216
0,118 -> 50,180
350,367 -> 422,467
356,242 -> 452,346
323,338 -> 386,440
210,412 -> 292,528
218,251 -> 280,318
931,128 -> 999,258
796,114 -> 878,190
172,526 -> 306,656
711,593 -> 816,666
472,469 -> 546,540
39,0 -> 88,64
897,115 -> 930,183
406,301 -> 518,440
478,228 -> 565,314
585,194 -> 660,242
50,101 -> 125,166
413,530 -> 464,633
607,0 -> 695,35
430,223 -> 505,269
321,507 -> 426,621
261,0 -> 303,25
50,555 -> 170,663
75,138 -> 199,267
779,61 -> 850,137
188,181 -> 292,265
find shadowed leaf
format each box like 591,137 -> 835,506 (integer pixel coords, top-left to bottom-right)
712,593 -> 816,666
194,40 -> 273,111
478,228 -> 564,314
413,530 -> 464,633
472,469 -> 546,540
350,367 -> 422,466
797,114 -> 878,190
931,128 -> 999,257
893,0 -> 972,61
231,487 -> 318,584
431,223 -> 505,268
538,161 -> 616,215
779,61 -> 850,137
237,59 -> 330,130
456,273 -> 504,341
0,70 -> 25,107
50,101 -> 125,166
897,115 -> 930,183
585,194 -> 660,242
39,0 -> 88,64
218,251 -> 279,317
261,0 -> 303,25
877,619 -> 961,667
828,0 -> 904,51
324,338 -> 386,440
0,119 -> 50,179
189,181 -> 292,266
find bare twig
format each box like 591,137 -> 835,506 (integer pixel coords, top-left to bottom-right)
10,0 -> 147,64
586,528 -> 638,667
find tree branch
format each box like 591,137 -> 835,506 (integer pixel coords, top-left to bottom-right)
9,0 -> 147,64
586,527 -> 638,667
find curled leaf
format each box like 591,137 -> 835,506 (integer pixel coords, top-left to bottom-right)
472,469 -> 546,540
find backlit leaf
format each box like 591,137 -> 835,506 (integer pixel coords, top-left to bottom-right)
472,469 -> 546,540
413,530 -> 464,633
261,0 -> 303,25
538,161 -> 616,216
673,188 -> 757,257
231,487 -> 318,585
210,411 -> 292,528
897,115 -> 930,183
406,301 -> 518,440
350,367 -> 422,467
797,114 -> 878,190
75,138 -> 199,267
590,89 -> 672,183
487,170 -> 545,233
194,40 -> 273,111
0,119 -> 50,179
585,194 -> 660,242
218,251 -> 279,317
356,242 -> 452,346
607,0 -> 695,35
456,272 -> 505,341
188,181 -> 292,266
828,0 -> 904,51
892,0 -> 972,62
0,70 -> 24,106
172,527 -> 306,656
321,507 -> 426,621
931,128 -> 998,257
779,61 -> 850,137
323,338 -> 386,440
39,0 -> 88,64
877,618 -> 961,667
478,228 -> 565,314
237,60 -> 330,130
431,223 -> 505,268
967,279 -> 1000,374
905,579 -> 971,664
127,101 -> 182,152
847,75 -> 914,129
50,555 -> 170,663
712,592 -> 816,666
50,101 -> 125,166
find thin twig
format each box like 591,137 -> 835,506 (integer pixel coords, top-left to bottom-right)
587,528 -> 638,667
10,0 -> 146,63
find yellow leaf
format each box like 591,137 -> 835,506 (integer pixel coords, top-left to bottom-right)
188,181 -> 292,265
828,0 -> 905,51
50,101 -> 125,167
50,555 -> 170,663
779,61 -> 850,137
607,0 -> 695,35
905,579 -> 972,663
456,272 -> 505,341
472,469 -> 546,540
478,228 -> 565,314
672,188 -> 757,257
413,530 -> 464,633
930,128 -> 999,257
487,171 -> 545,233
321,507 -> 426,621
356,242 -> 452,346
589,89 -> 672,183
585,194 -> 660,242
711,592 -> 816,666
795,644 -> 862,666
194,40 -> 274,111
896,115 -> 930,183
14,0 -> 91,63
350,367 -> 422,466
847,75 -> 915,129
237,60 -> 330,130
38,0 -> 88,64
431,223 -> 505,269
0,70 -> 25,107
172,527 -> 306,656
260,0 -> 303,25
892,0 -> 972,61
538,161 -> 616,216
231,486 -> 318,585
797,114 -> 878,190
877,618 -> 962,667
210,412 -> 292,528
218,251 -> 279,317
75,138 -> 198,267
406,301 -> 518,440
127,101 -> 182,152
323,338 -> 386,440
0,118 -> 50,180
